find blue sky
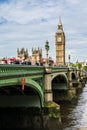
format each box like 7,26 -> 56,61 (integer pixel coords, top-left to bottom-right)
0,0 -> 87,63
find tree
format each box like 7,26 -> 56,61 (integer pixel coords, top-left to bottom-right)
76,62 -> 82,69
83,66 -> 87,71
71,64 -> 76,68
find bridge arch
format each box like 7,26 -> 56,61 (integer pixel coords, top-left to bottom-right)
51,73 -> 68,102
72,72 -> 77,80
25,78 -> 44,107
72,72 -> 77,81
0,78 -> 44,107
71,72 -> 77,87
52,73 -> 68,90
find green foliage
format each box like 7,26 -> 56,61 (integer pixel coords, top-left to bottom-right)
71,64 -> 76,68
83,66 -> 87,71
76,63 -> 82,69
71,62 -> 82,69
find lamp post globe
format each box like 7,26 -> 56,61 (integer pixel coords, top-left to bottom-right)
45,40 -> 49,66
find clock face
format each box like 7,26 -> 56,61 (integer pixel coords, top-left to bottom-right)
57,37 -> 62,42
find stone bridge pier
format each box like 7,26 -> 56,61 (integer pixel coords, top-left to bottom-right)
76,69 -> 83,92
66,68 -> 76,101
44,66 -> 61,120
44,67 -> 53,102
80,69 -> 87,87
76,68 -> 86,93
68,67 -> 85,95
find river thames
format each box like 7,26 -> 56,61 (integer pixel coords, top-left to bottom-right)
55,83 -> 87,130
0,84 -> 87,130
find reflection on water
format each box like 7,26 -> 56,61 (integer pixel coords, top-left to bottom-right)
36,84 -> 87,130
59,84 -> 87,130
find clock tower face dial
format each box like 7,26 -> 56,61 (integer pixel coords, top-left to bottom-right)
57,37 -> 62,42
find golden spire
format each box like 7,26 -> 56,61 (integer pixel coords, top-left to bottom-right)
57,16 -> 63,31
59,16 -> 62,25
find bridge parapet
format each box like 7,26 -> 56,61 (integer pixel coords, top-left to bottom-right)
0,65 -> 45,78
52,66 -> 68,73
0,64 -> 86,106
0,65 -> 46,107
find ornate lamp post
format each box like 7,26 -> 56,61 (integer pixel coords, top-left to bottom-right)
68,54 -> 70,67
45,40 -> 49,66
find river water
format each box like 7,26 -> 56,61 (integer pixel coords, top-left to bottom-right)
0,84 -> 87,129
56,83 -> 87,130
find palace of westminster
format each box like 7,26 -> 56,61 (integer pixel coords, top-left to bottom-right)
17,18 -> 65,66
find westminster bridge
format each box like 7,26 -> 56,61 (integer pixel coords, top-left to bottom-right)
0,64 -> 86,108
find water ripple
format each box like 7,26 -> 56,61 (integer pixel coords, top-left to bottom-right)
61,84 -> 87,130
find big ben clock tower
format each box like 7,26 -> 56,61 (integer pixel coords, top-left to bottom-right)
55,18 -> 65,66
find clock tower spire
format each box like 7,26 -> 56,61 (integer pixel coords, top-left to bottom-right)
55,17 -> 65,66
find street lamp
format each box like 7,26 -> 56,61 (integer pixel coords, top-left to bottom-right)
45,40 -> 49,66
68,54 -> 70,67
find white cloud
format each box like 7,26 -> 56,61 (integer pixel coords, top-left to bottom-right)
0,0 -> 87,63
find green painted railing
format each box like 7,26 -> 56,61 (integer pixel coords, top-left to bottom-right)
0,65 -> 45,107
0,64 -> 45,78
52,66 -> 68,73
0,64 -> 86,107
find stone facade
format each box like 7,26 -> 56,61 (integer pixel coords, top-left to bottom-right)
55,18 -> 65,66
17,47 -> 42,65
17,48 -> 28,60
32,47 -> 42,65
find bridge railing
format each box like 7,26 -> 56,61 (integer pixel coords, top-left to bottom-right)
52,66 -> 69,73
0,64 -> 45,77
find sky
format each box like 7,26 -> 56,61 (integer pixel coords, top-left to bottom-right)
0,0 -> 87,63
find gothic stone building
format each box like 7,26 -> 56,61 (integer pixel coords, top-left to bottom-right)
17,48 -> 28,60
32,48 -> 42,65
55,18 -> 65,66
17,47 -> 42,65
